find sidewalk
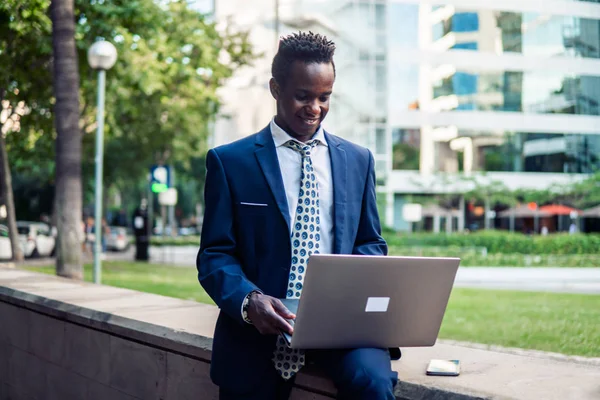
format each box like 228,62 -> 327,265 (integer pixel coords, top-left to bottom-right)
1,266 -> 599,399
455,267 -> 600,294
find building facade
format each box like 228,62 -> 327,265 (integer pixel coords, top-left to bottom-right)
207,0 -> 600,231
209,0 -> 390,185
387,0 -> 600,230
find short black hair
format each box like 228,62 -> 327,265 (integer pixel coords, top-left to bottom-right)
272,31 -> 336,87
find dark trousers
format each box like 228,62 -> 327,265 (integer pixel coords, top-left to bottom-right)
219,348 -> 398,400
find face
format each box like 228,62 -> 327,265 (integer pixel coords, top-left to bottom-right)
270,61 -> 335,142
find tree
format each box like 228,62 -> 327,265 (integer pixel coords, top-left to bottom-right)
0,120 -> 23,261
0,0 -> 53,261
392,143 -> 419,170
462,175 -> 517,230
560,172 -> 600,210
74,0 -> 254,196
2,0 -> 255,270
51,0 -> 83,279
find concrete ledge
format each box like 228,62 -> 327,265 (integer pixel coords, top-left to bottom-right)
1,267 -> 599,400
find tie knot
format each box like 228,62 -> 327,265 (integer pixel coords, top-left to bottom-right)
285,140 -> 319,157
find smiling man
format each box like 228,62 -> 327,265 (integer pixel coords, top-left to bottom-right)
198,32 -> 398,400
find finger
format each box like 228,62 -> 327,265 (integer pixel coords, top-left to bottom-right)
270,312 -> 294,335
252,309 -> 286,335
271,299 -> 295,319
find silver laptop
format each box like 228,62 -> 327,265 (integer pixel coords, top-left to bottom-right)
280,254 -> 460,349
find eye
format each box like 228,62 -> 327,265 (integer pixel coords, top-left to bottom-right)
319,95 -> 330,102
295,94 -> 308,101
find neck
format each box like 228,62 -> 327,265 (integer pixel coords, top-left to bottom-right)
274,115 -> 313,143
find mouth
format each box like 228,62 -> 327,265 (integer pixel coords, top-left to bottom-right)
298,116 -> 320,126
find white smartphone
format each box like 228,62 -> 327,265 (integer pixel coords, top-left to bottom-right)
426,359 -> 461,376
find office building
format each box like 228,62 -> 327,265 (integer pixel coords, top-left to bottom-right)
208,0 -> 600,231
388,0 -> 600,231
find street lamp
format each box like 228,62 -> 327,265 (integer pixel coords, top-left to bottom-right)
88,40 -> 117,284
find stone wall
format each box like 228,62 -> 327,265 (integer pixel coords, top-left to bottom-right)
0,282 -> 343,400
0,300 -> 221,400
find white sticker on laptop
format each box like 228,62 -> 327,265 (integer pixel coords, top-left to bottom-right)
365,297 -> 390,312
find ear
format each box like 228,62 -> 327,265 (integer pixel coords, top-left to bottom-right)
269,78 -> 280,100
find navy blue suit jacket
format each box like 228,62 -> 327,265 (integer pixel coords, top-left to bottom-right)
197,125 -> 387,393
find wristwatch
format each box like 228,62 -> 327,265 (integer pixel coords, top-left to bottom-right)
242,290 -> 260,324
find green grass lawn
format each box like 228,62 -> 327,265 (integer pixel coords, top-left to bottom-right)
438,288 -> 600,357
27,262 -> 600,357
29,261 -> 215,305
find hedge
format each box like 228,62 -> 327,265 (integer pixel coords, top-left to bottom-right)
387,246 -> 600,267
152,231 -> 600,255
386,231 -> 600,255
151,237 -> 200,247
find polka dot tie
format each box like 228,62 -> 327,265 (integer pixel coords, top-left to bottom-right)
273,139 -> 321,380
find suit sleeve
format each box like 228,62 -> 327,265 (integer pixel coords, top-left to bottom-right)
352,150 -> 388,256
197,149 -> 261,325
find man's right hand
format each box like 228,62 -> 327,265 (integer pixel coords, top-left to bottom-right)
247,293 -> 295,335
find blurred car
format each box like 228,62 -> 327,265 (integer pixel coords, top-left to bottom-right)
106,226 -> 130,252
17,221 -> 56,258
0,224 -> 12,260
178,226 -> 199,236
153,226 -> 172,236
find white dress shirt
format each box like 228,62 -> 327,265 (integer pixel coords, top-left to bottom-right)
270,118 -> 334,255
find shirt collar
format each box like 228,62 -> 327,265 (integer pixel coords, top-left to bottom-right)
270,118 -> 328,148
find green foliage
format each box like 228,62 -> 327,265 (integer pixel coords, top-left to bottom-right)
153,231 -> 600,256
386,231 -> 600,255
0,0 -> 55,181
2,0 -> 255,215
461,176 -> 518,206
462,172 -> 600,211
74,0 -> 255,194
151,235 -> 200,246
388,246 -> 600,267
565,172 -> 600,209
392,143 -> 419,170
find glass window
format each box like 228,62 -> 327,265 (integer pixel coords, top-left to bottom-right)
424,8 -> 600,59
389,3 -> 419,50
389,64 -> 419,111
375,4 -> 386,29
452,12 -> 479,32
431,70 -> 600,116
452,42 -> 478,50
453,72 -> 478,96
434,11 -> 600,59
456,103 -> 476,110
36,225 -> 50,236
432,13 -> 478,40
375,64 -> 386,92
433,19 -> 452,41
424,130 -> 600,173
375,127 -> 386,154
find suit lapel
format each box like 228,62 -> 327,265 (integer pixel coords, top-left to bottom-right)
255,126 -> 291,232
325,132 -> 347,254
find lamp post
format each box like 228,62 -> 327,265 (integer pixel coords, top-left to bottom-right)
87,40 -> 117,284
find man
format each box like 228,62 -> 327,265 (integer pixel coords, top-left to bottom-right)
198,31 -> 398,400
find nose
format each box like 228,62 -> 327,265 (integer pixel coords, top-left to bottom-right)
306,100 -> 320,116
